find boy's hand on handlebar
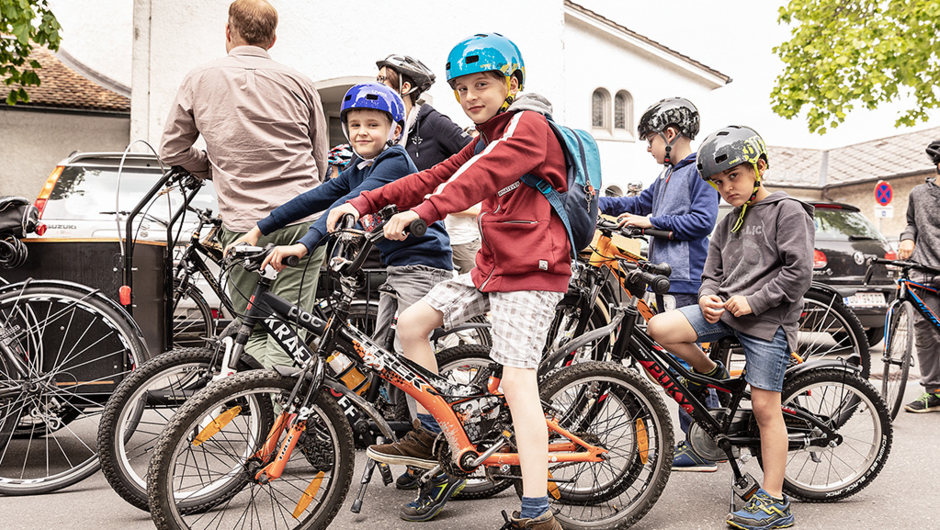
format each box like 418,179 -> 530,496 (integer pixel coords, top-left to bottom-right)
262,243 -> 308,271
899,239 -> 915,260
616,213 -> 652,229
225,227 -> 262,257
326,204 -> 359,232
724,295 -> 753,319
384,210 -> 420,241
699,294 -> 725,323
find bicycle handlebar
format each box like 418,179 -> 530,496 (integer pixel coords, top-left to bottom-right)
620,260 -> 671,295
595,217 -> 674,241
865,257 -> 940,285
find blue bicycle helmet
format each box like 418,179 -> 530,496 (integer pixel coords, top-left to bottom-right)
445,33 -> 524,106
340,83 -> 406,150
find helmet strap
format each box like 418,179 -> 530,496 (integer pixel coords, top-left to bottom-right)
660,130 -> 678,167
730,162 -> 763,233
499,76 -> 514,112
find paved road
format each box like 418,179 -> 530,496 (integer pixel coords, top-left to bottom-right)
1,346 -> 935,529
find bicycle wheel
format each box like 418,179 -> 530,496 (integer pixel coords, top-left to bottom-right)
882,300 -> 914,420
432,314 -> 493,352
171,280 -> 215,349
711,286 -> 870,378
543,295 -> 613,367
533,361 -> 673,530
148,370 -> 354,529
0,285 -> 147,495
436,344 -> 514,500
97,346 -> 262,511
757,368 -> 891,502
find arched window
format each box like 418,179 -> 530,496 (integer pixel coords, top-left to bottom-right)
614,90 -> 632,132
592,88 -> 610,130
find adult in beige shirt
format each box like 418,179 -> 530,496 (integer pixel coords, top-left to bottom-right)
160,0 -> 327,369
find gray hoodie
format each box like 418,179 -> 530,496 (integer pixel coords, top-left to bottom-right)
900,177 -> 940,274
700,191 -> 815,352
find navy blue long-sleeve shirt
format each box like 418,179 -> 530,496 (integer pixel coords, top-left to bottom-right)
256,144 -> 452,270
599,153 -> 718,294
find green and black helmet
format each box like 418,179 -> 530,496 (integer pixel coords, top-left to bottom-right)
697,125 -> 768,232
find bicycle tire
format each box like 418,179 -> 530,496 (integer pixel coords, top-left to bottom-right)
97,346 -> 261,511
436,344 -> 514,500
0,285 -> 147,495
148,370 -> 354,530
171,280 -> 215,349
531,361 -> 673,530
711,286 -> 870,378
432,314 -> 493,352
882,300 -> 914,420
755,368 -> 892,502
543,294 -> 613,367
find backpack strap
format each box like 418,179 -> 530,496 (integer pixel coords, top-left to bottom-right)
519,174 -> 575,256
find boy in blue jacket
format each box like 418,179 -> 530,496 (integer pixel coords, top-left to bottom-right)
230,82 -> 453,362
600,97 -> 720,471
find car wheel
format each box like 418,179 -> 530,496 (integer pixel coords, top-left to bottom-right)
866,326 -> 885,348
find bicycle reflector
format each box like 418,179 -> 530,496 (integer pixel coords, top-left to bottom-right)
119,285 -> 132,306
35,224 -> 47,236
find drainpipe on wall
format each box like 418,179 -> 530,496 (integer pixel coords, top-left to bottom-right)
131,0 -> 152,147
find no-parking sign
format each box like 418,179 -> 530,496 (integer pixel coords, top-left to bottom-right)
875,180 -> 893,206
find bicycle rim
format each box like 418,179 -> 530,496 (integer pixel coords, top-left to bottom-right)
796,288 -> 870,376
0,286 -> 145,495
171,281 -> 215,349
882,301 -> 914,420
536,362 -> 673,529
148,371 -> 354,530
772,368 -> 891,501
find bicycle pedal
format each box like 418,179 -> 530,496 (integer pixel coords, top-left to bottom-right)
732,472 -> 760,502
377,461 -> 393,486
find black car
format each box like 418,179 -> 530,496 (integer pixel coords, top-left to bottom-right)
718,201 -> 895,345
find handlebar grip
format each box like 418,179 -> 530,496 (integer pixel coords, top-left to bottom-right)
409,219 -> 427,237
284,255 -> 301,268
645,261 -> 672,277
641,228 -> 674,240
647,273 -> 671,295
339,213 -> 358,230
863,260 -> 875,285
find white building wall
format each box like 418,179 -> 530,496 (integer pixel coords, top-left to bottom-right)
133,0 -> 567,148
563,12 -> 725,194
0,110 -> 130,198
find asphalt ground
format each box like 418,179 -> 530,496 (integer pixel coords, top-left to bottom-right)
1,342 -> 936,530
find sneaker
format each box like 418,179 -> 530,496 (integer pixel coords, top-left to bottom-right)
726,488 -> 794,530
399,472 -> 467,522
683,361 -> 730,402
367,419 -> 437,468
396,466 -> 421,490
672,441 -> 718,472
500,510 -> 563,530
904,391 -> 940,413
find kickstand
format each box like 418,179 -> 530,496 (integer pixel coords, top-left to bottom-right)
351,458 -> 379,514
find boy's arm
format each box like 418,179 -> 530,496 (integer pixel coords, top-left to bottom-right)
599,183 -> 655,217
348,144 -> 473,216
257,171 -> 355,238
294,154 -> 414,251
648,177 -> 719,240
699,229 -> 724,299
746,206 -> 815,316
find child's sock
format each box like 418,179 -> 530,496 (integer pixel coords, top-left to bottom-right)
520,495 -> 549,519
416,413 -> 441,434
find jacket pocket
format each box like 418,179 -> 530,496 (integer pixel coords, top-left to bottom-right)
482,218 -> 556,274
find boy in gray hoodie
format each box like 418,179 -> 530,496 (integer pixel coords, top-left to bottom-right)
646,126 -> 814,530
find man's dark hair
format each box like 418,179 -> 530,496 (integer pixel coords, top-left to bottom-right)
228,0 -> 277,48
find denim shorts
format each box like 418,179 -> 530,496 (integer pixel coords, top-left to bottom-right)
677,305 -> 789,392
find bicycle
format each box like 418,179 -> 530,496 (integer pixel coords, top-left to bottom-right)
0,201 -> 149,495
865,256 -> 940,420
145,210 -> 672,530
97,202 -> 487,511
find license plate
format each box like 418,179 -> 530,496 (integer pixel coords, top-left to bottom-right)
844,292 -> 886,308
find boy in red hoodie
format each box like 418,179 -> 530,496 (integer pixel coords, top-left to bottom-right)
328,33 -> 567,529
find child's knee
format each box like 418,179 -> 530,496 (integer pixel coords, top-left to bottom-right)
397,302 -> 441,342
647,313 -> 674,343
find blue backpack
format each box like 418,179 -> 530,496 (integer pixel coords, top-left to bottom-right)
475,114 -> 602,257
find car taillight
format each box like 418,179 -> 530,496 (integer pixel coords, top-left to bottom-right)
813,249 -> 827,269
885,250 -> 898,271
34,166 -> 64,218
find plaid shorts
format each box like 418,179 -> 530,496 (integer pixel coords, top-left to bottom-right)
424,273 -> 564,369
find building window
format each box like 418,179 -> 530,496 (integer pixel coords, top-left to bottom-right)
592,89 -> 610,130
614,91 -> 632,132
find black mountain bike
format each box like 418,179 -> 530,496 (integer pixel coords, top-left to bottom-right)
865,256 -> 940,419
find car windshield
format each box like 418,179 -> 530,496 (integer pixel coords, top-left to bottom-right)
813,208 -> 884,241
46,165 -> 216,224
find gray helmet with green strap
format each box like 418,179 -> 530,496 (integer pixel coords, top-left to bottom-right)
697,125 -> 769,232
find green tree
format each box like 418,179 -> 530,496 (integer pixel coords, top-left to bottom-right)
771,0 -> 940,134
1,0 -> 61,105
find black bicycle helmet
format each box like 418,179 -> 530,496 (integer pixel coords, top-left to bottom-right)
376,54 -> 436,97
637,97 -> 700,140
696,125 -> 768,180
926,139 -> 940,165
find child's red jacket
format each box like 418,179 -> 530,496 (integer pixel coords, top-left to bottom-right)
348,102 -> 571,293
